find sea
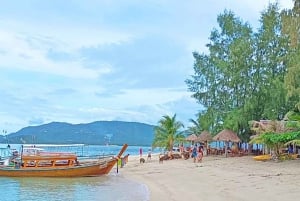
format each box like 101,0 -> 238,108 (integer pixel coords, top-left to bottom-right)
0,142 -> 261,201
0,144 -> 159,201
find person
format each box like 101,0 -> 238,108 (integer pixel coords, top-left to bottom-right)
288,144 -> 293,154
139,147 -> 143,158
197,146 -> 203,163
147,149 -> 152,160
179,143 -> 184,153
191,145 -> 197,163
123,154 -> 130,164
207,144 -> 211,155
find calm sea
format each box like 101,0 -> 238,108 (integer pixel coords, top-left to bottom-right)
0,144 -> 157,201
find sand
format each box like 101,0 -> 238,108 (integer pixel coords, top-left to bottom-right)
121,154 -> 300,201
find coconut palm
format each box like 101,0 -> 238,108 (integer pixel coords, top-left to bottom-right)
152,114 -> 185,151
187,117 -> 202,135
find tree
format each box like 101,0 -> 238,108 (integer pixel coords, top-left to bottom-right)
186,10 -> 254,136
152,114 -> 185,151
281,0 -> 300,110
186,114 -> 203,135
186,3 -> 291,140
253,3 -> 290,120
250,131 -> 300,157
250,117 -> 300,158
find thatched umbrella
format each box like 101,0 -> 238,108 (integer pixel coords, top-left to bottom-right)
213,129 -> 240,157
213,129 -> 240,142
185,134 -> 198,144
197,131 -> 212,142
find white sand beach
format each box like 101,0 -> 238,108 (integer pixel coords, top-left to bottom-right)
121,154 -> 300,201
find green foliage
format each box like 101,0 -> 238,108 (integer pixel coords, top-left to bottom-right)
152,114 -> 185,151
281,0 -> 300,111
186,117 -> 202,135
186,2 -> 299,140
285,108 -> 300,121
186,10 -> 254,136
278,154 -> 297,161
250,131 -> 300,155
223,109 -> 241,131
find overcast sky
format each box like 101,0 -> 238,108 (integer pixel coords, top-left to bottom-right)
0,0 -> 294,133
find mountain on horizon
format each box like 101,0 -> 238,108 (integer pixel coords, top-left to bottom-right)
1,121 -> 155,146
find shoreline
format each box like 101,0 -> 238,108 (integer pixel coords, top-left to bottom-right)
121,154 -> 300,201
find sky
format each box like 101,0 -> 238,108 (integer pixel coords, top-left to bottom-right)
0,0 -> 294,134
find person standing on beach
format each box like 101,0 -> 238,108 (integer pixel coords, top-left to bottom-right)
139,147 -> 143,158
197,146 -> 203,163
147,149 -> 152,160
191,145 -> 197,163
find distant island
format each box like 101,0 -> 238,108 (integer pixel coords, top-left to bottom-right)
0,121 -> 155,146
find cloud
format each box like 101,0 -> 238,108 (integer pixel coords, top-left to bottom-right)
80,35 -> 192,90
0,29 -> 113,79
0,0 -> 294,133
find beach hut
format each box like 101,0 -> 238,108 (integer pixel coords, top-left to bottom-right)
213,129 -> 241,157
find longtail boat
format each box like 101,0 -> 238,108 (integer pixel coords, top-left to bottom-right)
0,144 -> 128,177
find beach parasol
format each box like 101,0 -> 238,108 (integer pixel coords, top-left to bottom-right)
213,129 -> 240,143
185,134 -> 198,141
197,131 -> 212,142
213,129 -> 240,157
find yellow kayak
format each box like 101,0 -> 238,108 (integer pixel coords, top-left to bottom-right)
253,155 -> 271,161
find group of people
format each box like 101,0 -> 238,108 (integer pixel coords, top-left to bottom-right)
139,147 -> 152,160
191,145 -> 204,163
139,145 -> 204,163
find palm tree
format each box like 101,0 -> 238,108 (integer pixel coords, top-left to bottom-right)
187,117 -> 202,136
152,114 -> 185,151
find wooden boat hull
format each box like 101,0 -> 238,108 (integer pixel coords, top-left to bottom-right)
0,158 -> 117,177
0,144 -> 128,177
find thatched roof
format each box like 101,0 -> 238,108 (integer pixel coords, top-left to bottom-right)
250,134 -> 259,139
197,131 -> 212,142
185,134 -> 198,141
213,129 -> 241,142
250,120 -> 291,134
